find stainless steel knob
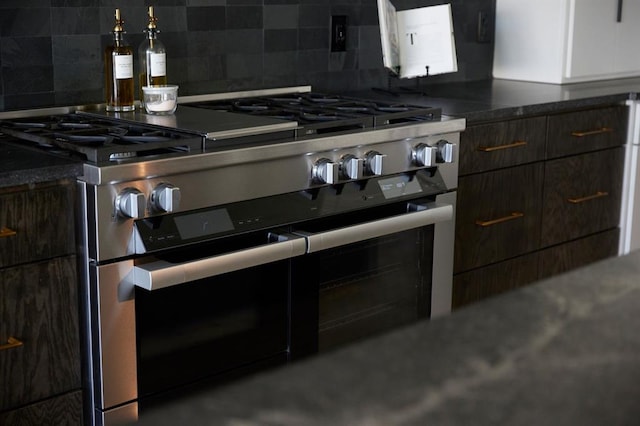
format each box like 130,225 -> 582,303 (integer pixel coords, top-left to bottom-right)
312,158 -> 339,184
412,143 -> 437,167
151,183 -> 181,212
340,154 -> 364,180
364,150 -> 386,175
436,139 -> 457,163
116,188 -> 146,219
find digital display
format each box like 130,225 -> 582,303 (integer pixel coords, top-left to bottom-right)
174,208 -> 234,240
378,175 -> 423,199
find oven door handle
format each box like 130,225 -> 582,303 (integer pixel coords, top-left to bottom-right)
296,201 -> 453,253
130,234 -> 307,290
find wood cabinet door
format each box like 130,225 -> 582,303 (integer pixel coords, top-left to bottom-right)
546,106 -> 627,159
0,181 -> 75,268
541,147 -> 623,247
459,116 -> 546,175
539,228 -> 619,281
453,252 -> 539,309
454,163 -> 544,273
0,255 -> 81,412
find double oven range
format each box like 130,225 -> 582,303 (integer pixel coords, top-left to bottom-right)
0,87 -> 465,425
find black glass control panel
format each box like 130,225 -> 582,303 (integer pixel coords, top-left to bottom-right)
134,169 -> 448,252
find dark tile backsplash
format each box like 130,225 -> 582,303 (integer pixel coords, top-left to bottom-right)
0,0 -> 495,111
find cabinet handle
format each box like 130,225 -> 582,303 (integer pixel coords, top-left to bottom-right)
475,212 -> 524,227
571,127 -> 613,137
0,336 -> 23,351
0,227 -> 17,238
617,0 -> 624,22
477,140 -> 527,152
568,191 -> 609,204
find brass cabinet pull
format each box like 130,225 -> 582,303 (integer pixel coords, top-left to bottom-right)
571,127 -> 613,137
0,227 -> 17,238
568,191 -> 609,204
0,336 -> 24,351
475,212 -> 525,227
478,140 -> 527,152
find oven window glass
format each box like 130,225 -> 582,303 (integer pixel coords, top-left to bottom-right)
135,259 -> 289,399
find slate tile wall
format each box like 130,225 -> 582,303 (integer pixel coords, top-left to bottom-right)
0,0 -> 495,111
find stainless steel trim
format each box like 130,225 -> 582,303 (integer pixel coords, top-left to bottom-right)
82,118 -> 465,185
176,86 -> 312,104
131,236 -> 307,290
431,191 -> 456,317
299,201 -> 453,253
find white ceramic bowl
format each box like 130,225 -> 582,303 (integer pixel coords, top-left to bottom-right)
142,85 -> 178,115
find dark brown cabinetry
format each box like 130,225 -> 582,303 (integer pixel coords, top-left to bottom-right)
0,179 -> 82,425
453,105 -> 627,308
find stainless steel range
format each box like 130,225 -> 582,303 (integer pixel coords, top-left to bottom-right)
0,86 -> 465,425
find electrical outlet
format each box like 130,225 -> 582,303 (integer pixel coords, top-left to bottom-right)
331,15 -> 347,52
477,11 -> 491,43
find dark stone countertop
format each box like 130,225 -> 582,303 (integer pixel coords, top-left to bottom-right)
353,77 -> 640,124
0,142 -> 83,188
139,248 -> 640,426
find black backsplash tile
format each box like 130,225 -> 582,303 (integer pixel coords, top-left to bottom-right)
1,37 -> 52,67
0,0 -> 495,110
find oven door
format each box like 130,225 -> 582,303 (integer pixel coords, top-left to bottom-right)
290,196 -> 454,356
91,231 -> 306,424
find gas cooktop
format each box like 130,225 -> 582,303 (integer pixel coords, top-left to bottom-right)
0,88 -> 444,165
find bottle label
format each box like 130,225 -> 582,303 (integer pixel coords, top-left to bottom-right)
150,52 -> 167,77
114,55 -> 133,79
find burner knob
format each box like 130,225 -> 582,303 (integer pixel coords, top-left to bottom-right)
313,158 -> 339,184
436,139 -> 457,163
152,183 -> 181,213
364,151 -> 386,176
340,154 -> 364,180
116,188 -> 146,219
412,143 -> 437,167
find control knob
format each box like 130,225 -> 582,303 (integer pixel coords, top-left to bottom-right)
436,139 -> 457,163
340,154 -> 364,180
412,143 -> 437,167
151,183 -> 181,212
116,188 -> 146,219
364,150 -> 386,176
312,158 -> 339,184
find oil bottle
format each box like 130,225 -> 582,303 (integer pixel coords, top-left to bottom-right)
104,9 -> 135,111
138,6 -> 167,103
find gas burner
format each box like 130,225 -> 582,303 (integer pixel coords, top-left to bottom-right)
0,113 -> 203,163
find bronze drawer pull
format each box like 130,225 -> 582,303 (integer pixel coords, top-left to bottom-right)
568,191 -> 609,204
0,227 -> 17,238
478,140 -> 527,152
475,212 -> 525,227
571,127 -> 613,137
0,336 -> 23,351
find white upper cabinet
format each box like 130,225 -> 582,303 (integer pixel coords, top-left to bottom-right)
493,0 -> 640,84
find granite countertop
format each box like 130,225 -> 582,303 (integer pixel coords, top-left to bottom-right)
356,77 -> 640,123
139,248 -> 640,426
0,142 -> 83,188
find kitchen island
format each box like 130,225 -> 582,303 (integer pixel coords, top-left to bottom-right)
138,248 -> 640,426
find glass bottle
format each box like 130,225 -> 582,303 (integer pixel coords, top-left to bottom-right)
104,9 -> 135,112
138,6 -> 167,103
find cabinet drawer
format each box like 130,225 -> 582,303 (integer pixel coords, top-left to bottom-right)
454,163 -> 544,273
0,390 -> 83,426
453,252 -> 539,309
546,106 -> 627,159
0,180 -> 75,268
459,116 -> 546,175
541,147 -> 623,247
0,255 -> 80,411
538,229 -> 619,281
